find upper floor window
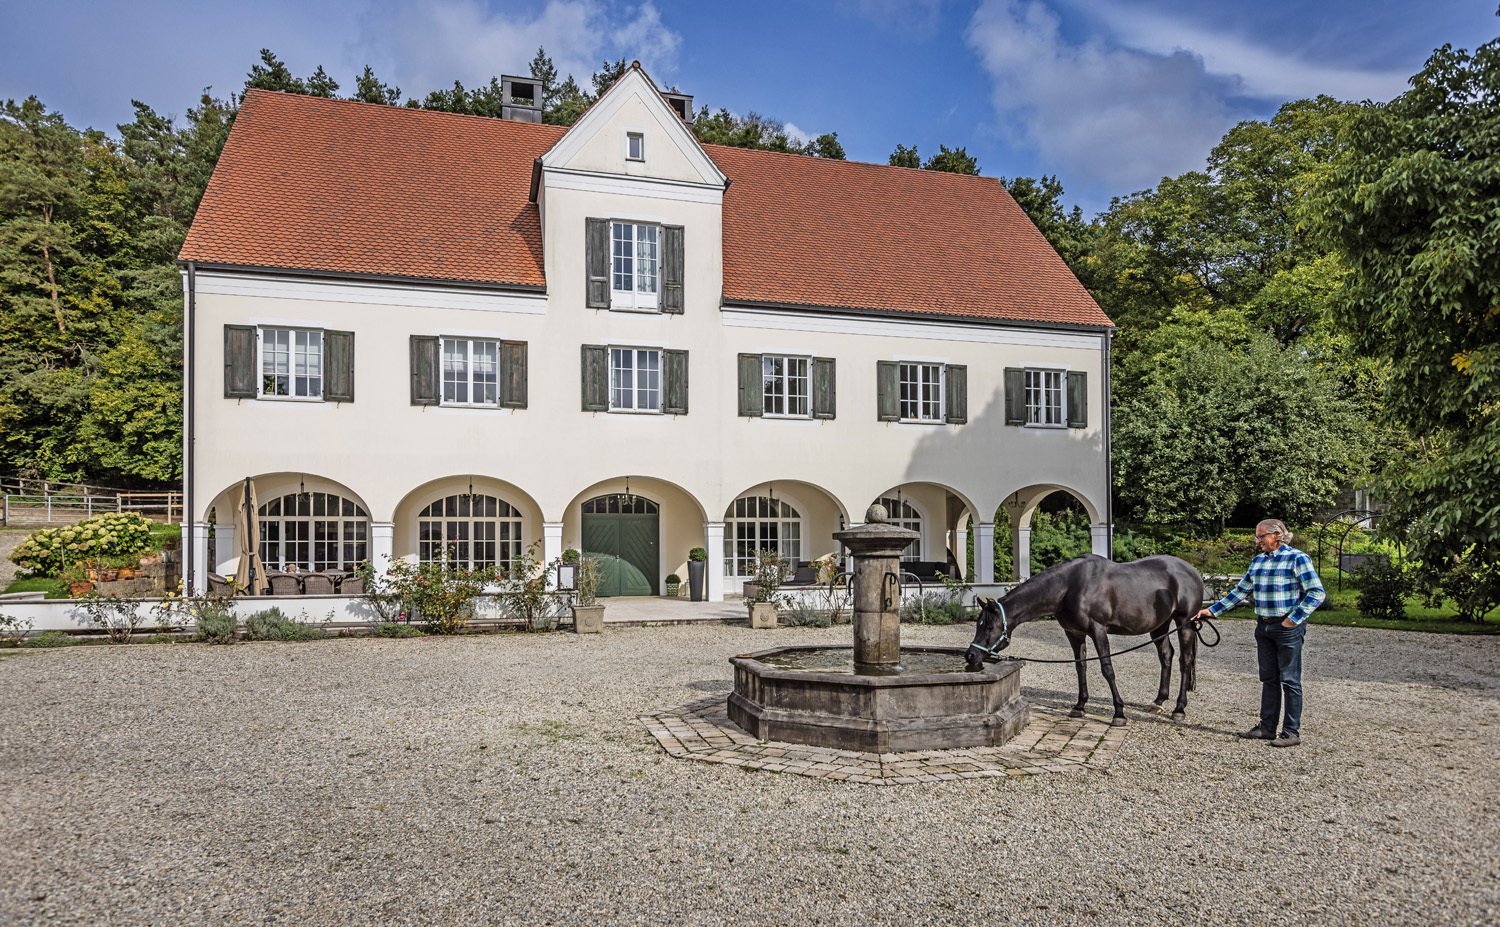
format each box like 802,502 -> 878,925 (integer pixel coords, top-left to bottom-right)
899,362 -> 944,422
261,328 -> 322,399
610,347 -> 661,412
762,355 -> 810,417
1026,369 -> 1065,426
442,338 -> 499,406
626,131 -> 645,161
611,221 -> 660,309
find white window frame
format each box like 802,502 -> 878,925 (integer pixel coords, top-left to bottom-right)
608,346 -> 663,414
625,131 -> 645,162
761,355 -> 811,418
610,220 -> 661,310
257,327 -> 323,401
876,495 -> 924,560
417,493 -> 523,572
258,491 -> 369,571
440,337 -> 500,407
723,495 -> 804,580
1025,368 -> 1066,427
898,362 -> 944,423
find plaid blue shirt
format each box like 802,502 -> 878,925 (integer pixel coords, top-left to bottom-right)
1209,544 -> 1326,625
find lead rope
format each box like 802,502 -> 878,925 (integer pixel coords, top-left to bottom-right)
977,610 -> 1221,665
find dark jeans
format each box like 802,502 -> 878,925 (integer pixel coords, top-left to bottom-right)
1255,619 -> 1306,735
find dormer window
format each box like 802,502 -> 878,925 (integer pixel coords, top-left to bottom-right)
626,131 -> 645,161
611,221 -> 659,309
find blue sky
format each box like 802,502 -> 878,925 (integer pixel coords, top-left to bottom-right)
1,1 -> 1494,213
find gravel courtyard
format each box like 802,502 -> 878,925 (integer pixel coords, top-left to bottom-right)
2,619 -> 1496,927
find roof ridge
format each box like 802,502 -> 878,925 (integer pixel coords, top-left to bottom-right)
240,87 -> 568,136
705,141 -> 1002,185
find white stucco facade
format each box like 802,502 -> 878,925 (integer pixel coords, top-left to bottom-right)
181,70 -> 1112,598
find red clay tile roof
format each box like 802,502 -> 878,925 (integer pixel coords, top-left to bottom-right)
182,90 -> 1111,328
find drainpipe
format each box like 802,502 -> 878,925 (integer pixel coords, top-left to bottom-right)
1103,329 -> 1114,559
184,262 -> 196,591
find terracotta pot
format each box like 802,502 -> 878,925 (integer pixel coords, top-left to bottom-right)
117,567 -> 138,580
99,568 -> 119,582
69,581 -> 94,598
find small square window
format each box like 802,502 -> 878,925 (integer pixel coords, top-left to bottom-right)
626,132 -> 644,161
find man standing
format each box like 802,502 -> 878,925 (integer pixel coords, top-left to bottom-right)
1194,519 -> 1325,747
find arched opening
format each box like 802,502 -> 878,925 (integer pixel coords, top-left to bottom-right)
725,494 -> 804,579
258,488 -> 370,572
416,493 -> 524,571
581,492 -> 661,596
994,484 -> 1104,581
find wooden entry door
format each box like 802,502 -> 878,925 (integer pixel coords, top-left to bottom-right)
580,495 -> 659,596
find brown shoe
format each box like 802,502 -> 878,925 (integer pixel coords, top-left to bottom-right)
1270,733 -> 1301,748
1238,726 -> 1274,740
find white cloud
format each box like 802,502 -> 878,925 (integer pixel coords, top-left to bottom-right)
782,122 -> 812,146
966,0 -> 1250,194
356,0 -> 681,99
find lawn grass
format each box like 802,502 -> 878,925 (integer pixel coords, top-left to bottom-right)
2,576 -> 68,599
1307,602 -> 1499,634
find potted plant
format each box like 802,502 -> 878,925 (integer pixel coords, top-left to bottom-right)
572,556 -> 604,634
687,547 -> 708,601
747,550 -> 785,629
61,564 -> 94,598
664,573 -> 682,597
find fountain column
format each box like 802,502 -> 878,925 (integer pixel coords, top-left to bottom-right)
834,505 -> 919,673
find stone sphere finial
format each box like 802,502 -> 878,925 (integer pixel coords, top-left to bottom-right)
865,503 -> 888,524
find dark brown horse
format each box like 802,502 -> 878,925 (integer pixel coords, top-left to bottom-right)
965,555 -> 1204,725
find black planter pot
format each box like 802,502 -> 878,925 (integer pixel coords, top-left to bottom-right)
687,560 -> 706,601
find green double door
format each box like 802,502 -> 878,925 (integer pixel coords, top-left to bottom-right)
581,502 -> 659,597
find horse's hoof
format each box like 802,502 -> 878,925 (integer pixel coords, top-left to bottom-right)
1170,711 -> 1185,721
1146,703 -> 1164,713
1069,709 -> 1085,719
1110,717 -> 1128,727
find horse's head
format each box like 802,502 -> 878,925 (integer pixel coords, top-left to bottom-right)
965,596 -> 1011,669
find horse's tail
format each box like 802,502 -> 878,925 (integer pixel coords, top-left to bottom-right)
1183,616 -> 1199,692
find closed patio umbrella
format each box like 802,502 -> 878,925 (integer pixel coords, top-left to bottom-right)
235,477 -> 269,595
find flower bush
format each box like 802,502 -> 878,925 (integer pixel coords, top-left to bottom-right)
9,513 -> 156,576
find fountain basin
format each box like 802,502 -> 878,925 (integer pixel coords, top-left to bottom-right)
728,645 -> 1029,754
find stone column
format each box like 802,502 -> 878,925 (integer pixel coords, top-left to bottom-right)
185,522 -> 209,595
543,521 -> 564,586
370,522 -> 395,578
973,522 -> 996,585
215,523 -> 236,575
954,526 -> 969,580
1091,523 -> 1111,559
1015,527 -> 1033,581
705,522 -> 725,602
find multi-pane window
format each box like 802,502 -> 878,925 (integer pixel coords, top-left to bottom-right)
442,338 -> 499,406
724,496 -> 802,578
611,221 -> 660,308
418,494 -> 522,572
258,491 -> 368,571
899,363 -> 943,422
762,356 -> 810,417
876,496 -> 923,560
610,347 -> 661,412
626,132 -> 645,161
1026,369 -> 1065,426
260,328 -> 322,399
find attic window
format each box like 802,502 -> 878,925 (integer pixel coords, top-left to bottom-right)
626,132 -> 645,162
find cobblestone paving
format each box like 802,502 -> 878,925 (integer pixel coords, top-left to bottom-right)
643,697 -> 1127,783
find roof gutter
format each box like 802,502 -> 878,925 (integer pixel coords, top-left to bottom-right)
529,158 -> 542,204
1103,328 -> 1114,560
183,261 -> 197,592
722,298 -> 1115,335
181,261 -> 548,295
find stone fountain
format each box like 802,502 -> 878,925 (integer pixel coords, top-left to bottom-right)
727,505 -> 1028,753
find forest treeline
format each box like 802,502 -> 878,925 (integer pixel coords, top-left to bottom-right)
1,42 -> 1494,571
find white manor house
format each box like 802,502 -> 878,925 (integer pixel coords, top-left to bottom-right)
178,65 -> 1115,601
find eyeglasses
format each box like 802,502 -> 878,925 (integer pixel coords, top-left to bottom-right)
1255,532 -> 1278,540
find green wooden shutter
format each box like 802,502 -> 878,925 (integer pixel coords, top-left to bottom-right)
945,363 -> 967,424
410,335 -> 439,406
737,353 -> 763,417
663,349 -> 689,414
500,340 -> 528,409
324,330 -> 355,403
1004,367 -> 1026,425
812,357 -> 836,420
876,361 -> 900,421
585,218 -> 610,308
661,225 -> 684,314
581,344 -> 609,411
1067,370 -> 1088,428
224,325 -> 257,398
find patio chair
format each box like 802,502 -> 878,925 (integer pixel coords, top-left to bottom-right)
207,572 -> 234,597
266,572 -> 302,596
336,574 -> 364,595
301,573 -> 336,595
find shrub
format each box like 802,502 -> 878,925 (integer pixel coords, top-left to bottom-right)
746,550 -> 787,613
1355,557 -> 1409,620
193,604 -> 238,644
24,630 -> 74,648
574,556 -> 601,607
780,601 -> 832,628
374,622 -> 423,638
362,555 -> 493,634
75,593 -> 146,643
245,608 -> 323,641
900,591 -> 966,625
9,513 -> 156,576
0,613 -> 33,646
1438,552 -> 1500,623
688,547 -> 707,561
500,541 -> 563,631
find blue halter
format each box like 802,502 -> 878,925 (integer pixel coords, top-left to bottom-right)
968,599 -> 1011,660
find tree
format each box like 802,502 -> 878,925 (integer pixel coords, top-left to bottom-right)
1313,38 -> 1500,569
804,132 -> 846,160
528,47 -> 558,110
244,49 -> 306,94
888,144 -> 920,168
545,75 -> 590,126
591,58 -> 629,97
0,97 -> 86,335
923,144 -> 979,174
306,66 -> 339,98
351,66 -> 400,106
